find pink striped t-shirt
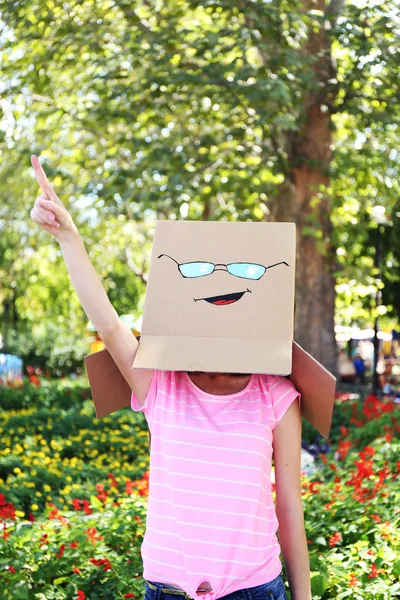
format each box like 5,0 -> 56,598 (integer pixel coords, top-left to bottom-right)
131,371 -> 301,600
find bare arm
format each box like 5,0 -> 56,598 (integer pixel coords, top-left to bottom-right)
273,401 -> 312,600
58,231 -> 153,402
30,154 -> 153,403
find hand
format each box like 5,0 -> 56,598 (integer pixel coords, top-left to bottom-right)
30,154 -> 78,241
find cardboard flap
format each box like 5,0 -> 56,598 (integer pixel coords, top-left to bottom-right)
84,350 -> 131,418
290,341 -> 336,439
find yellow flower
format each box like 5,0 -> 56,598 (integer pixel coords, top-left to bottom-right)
43,484 -> 51,492
13,467 -> 22,474
31,504 -> 39,511
15,510 -> 25,518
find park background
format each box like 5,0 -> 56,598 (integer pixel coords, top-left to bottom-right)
0,1 -> 399,599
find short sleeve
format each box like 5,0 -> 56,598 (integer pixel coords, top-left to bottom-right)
131,370 -> 158,417
268,375 -> 301,429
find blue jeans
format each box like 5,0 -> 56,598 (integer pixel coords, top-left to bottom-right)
144,574 -> 289,600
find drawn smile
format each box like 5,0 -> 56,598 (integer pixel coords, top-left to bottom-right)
194,289 -> 252,306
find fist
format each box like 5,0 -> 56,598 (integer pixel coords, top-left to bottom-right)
30,155 -> 77,240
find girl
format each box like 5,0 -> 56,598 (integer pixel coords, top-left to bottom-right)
30,155 -> 311,600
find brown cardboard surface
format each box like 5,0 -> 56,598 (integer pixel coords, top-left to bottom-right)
133,221 -> 296,373
84,342 -> 337,438
84,351 -> 131,418
135,336 -> 293,373
290,342 -> 336,439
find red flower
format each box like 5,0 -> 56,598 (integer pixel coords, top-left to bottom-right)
0,494 -> 16,521
108,473 -> 118,488
89,557 -> 112,571
56,544 -> 66,558
77,591 -> 86,600
72,498 -> 82,511
124,594 -> 137,598
84,527 -> 104,546
29,374 -> 41,387
329,532 -> 342,547
73,566 -> 82,574
96,483 -> 108,503
82,500 -> 92,515
338,440 -> 352,460
371,514 -> 381,523
8,566 -> 16,574
70,541 -> 79,548
308,481 -> 321,494
358,446 -> 375,459
349,573 -> 358,587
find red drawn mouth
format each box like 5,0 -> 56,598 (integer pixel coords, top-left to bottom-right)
194,289 -> 251,305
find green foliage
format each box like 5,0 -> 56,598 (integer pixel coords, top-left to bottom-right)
0,0 -> 399,368
0,379 -> 150,514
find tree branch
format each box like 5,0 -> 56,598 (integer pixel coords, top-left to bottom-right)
112,0 -> 153,36
325,0 -> 345,24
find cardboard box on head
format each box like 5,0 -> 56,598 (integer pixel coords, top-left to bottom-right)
84,221 -> 337,438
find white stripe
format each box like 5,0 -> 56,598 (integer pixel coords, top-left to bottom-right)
156,388 -> 267,407
143,541 -> 277,565
149,489 -> 277,519
151,420 -> 273,448
149,461 -> 272,486
274,388 -> 295,407
145,530 -> 276,551
146,513 -> 278,535
270,377 -> 284,391
149,434 -> 273,455
156,394 -> 273,416
143,553 -> 278,573
145,566 -> 250,583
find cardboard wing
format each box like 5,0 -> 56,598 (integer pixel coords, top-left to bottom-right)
84,342 -> 336,438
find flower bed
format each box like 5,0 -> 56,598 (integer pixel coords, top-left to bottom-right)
0,379 -> 399,599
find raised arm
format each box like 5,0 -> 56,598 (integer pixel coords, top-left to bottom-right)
29,154 -> 152,403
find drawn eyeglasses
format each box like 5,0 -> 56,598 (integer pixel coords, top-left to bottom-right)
158,254 -> 288,280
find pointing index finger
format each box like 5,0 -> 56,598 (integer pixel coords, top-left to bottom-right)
31,155 -> 59,203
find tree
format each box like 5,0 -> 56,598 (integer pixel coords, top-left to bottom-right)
0,0 -> 399,374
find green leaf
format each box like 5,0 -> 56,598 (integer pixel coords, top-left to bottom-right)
90,495 -> 103,510
393,560 -> 400,576
315,536 -> 327,546
311,573 -> 329,596
54,576 -> 69,585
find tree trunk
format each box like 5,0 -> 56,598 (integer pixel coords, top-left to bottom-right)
267,1 -> 339,376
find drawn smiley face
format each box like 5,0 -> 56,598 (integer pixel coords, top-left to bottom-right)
158,254 -> 289,305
